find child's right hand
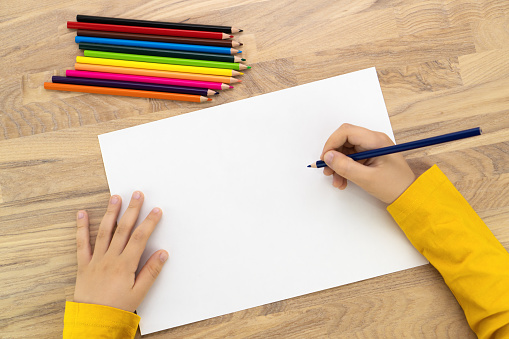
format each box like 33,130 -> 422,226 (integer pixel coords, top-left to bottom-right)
320,123 -> 416,204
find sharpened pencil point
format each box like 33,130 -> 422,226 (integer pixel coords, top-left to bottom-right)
247,66 -> 251,69
239,29 -> 243,32
240,43 -> 243,46
238,51 -> 242,53
229,35 -> 234,38
307,165 -> 311,168
241,58 -> 246,61
207,98 -> 212,101
229,85 -> 233,89
214,91 -> 219,95
240,72 -> 244,75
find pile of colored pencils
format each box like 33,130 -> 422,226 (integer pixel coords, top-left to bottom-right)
44,15 -> 248,103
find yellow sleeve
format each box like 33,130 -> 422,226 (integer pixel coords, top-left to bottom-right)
387,165 -> 509,338
63,301 -> 140,339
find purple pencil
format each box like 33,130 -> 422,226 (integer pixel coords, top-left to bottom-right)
52,76 -> 218,96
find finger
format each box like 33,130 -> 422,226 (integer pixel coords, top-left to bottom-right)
332,173 -> 348,190
321,123 -> 394,159
123,207 -> 163,262
109,191 -> 144,254
332,173 -> 341,187
336,173 -> 348,190
94,195 -> 122,255
133,250 -> 169,301
332,173 -> 346,189
323,150 -> 373,188
76,210 -> 92,267
323,167 -> 334,176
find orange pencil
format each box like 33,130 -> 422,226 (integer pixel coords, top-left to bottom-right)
44,82 -> 211,102
74,63 -> 242,84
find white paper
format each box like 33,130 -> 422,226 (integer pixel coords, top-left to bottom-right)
99,67 -> 427,335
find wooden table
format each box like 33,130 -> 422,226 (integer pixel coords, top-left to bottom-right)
1,1 -> 508,337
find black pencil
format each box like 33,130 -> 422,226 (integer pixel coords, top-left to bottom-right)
308,127 -> 482,168
77,14 -> 243,33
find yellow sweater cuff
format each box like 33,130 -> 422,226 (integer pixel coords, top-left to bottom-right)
63,301 -> 140,339
387,164 -> 447,224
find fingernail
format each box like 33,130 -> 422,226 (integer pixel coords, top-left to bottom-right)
324,151 -> 334,164
110,196 -> 119,204
133,191 -> 141,200
159,251 -> 169,263
78,211 -> 85,219
152,207 -> 161,214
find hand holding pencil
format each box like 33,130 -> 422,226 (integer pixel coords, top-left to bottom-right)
314,124 -> 482,203
317,123 -> 420,204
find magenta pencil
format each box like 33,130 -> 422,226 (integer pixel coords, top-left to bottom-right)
65,70 -> 232,90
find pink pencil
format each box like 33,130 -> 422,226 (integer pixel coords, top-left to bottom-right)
65,70 -> 233,90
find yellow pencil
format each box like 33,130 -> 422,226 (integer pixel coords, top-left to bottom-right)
76,56 -> 242,77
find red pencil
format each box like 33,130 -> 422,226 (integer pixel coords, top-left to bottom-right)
67,21 -> 233,40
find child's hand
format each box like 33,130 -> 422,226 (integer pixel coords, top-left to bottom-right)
321,123 -> 416,204
73,191 -> 168,312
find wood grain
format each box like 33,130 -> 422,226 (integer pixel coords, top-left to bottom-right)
1,0 -> 508,338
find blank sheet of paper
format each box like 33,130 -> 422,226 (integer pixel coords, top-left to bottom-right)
98,67 -> 427,335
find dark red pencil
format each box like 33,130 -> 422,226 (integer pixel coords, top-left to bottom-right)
67,21 -> 233,40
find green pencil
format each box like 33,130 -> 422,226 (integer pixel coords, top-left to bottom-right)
79,42 -> 245,63
83,50 -> 250,70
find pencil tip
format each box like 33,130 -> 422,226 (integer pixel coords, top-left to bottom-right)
229,35 -> 234,38
247,66 -> 251,69
240,43 -> 243,46
238,51 -> 242,53
229,85 -> 233,88
238,80 -> 242,82
239,72 -> 244,75
207,98 -> 212,101
214,91 -> 219,95
241,58 -> 246,61
307,165 -> 311,168
239,29 -> 243,32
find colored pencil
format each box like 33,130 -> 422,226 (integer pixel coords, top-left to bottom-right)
76,56 -> 243,76
66,70 -> 232,90
77,14 -> 243,33
52,76 -> 217,96
308,127 -> 483,168
83,50 -> 249,71
44,82 -> 211,102
67,21 -> 233,39
77,30 -> 242,47
79,42 -> 245,63
74,63 -> 241,83
75,36 -> 238,55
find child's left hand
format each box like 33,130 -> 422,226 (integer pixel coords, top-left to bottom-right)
73,191 -> 168,312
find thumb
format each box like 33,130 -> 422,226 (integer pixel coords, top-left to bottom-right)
134,250 -> 169,297
323,150 -> 371,186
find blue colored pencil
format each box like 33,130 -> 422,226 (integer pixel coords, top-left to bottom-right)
308,127 -> 482,168
75,36 -> 237,55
